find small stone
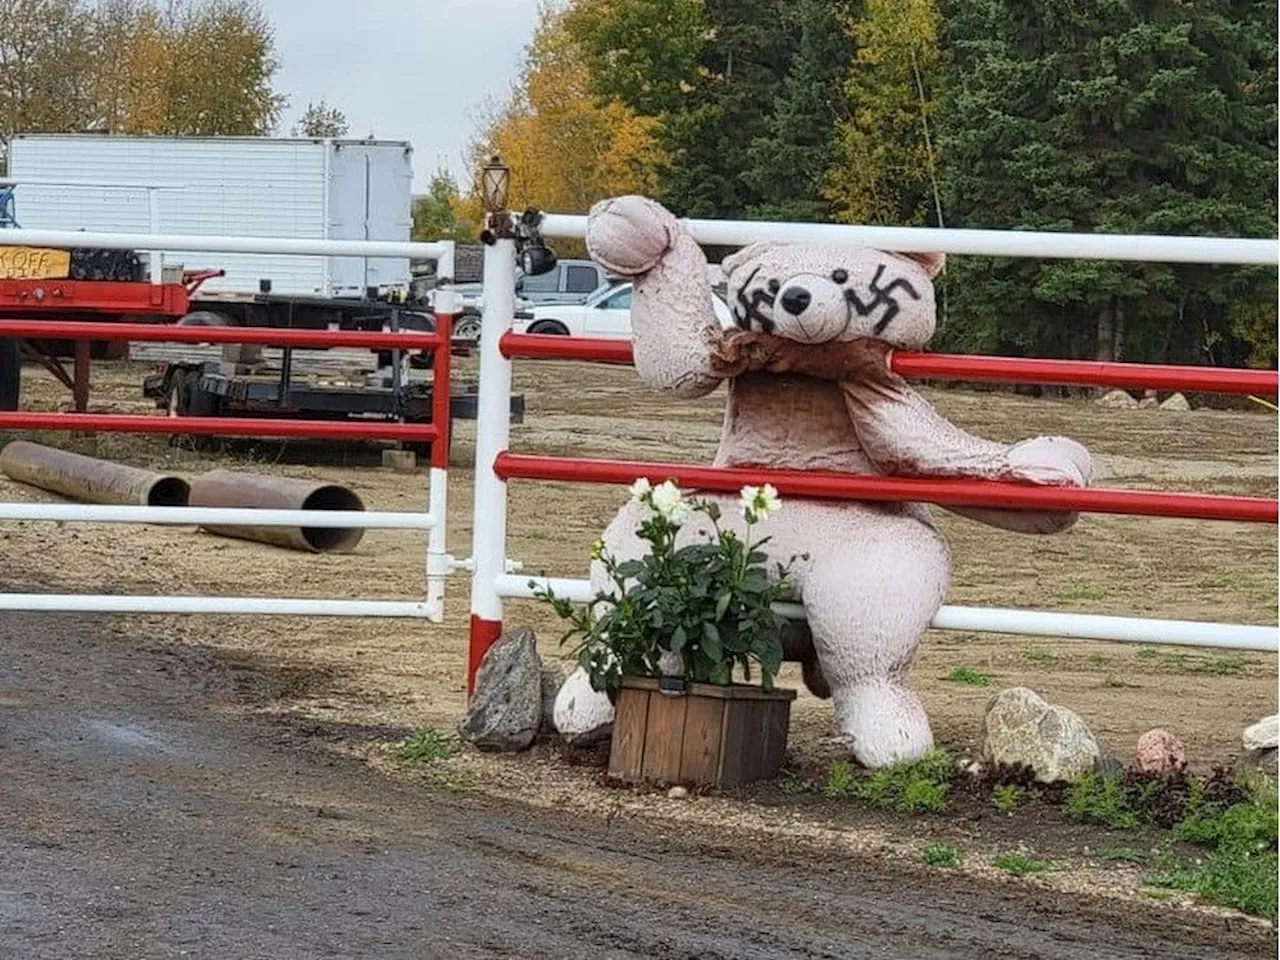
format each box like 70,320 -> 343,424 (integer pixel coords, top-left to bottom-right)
539,662 -> 568,735
1243,715 -> 1279,752
1159,392 -> 1191,411
982,686 -> 1100,783
667,786 -> 689,800
1132,729 -> 1188,776
456,627 -> 542,752
1096,389 -> 1138,409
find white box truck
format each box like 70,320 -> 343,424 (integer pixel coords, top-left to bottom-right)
7,134 -> 414,298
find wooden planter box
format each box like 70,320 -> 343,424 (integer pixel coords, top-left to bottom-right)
607,676 -> 796,789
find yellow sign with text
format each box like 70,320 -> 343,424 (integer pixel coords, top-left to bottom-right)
0,246 -> 72,280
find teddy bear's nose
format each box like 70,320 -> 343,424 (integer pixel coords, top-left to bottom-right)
780,286 -> 811,316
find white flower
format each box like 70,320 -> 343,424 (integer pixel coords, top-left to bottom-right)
650,480 -> 690,524
740,483 -> 782,523
628,477 -> 652,504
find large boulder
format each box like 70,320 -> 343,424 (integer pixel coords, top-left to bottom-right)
982,687 -> 1100,783
457,627 -> 543,752
1243,715 -> 1279,752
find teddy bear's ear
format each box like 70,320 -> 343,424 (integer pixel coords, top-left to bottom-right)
721,241 -> 784,277
891,250 -> 946,279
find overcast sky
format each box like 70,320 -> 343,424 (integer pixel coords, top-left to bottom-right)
263,0 -> 540,194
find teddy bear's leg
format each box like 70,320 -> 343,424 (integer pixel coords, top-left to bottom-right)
800,512 -> 950,768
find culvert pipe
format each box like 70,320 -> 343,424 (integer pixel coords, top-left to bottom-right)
0,440 -> 191,506
187,469 -> 366,553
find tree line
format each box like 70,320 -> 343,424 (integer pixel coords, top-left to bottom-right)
441,0 -> 1276,369
0,0 -> 346,154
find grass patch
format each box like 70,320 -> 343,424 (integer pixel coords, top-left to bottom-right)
1024,648 -> 1056,663
1060,580 -> 1107,602
1147,778 -> 1279,921
922,843 -> 960,867
392,728 -> 461,764
995,852 -> 1052,876
993,784 -> 1022,812
826,750 -> 955,813
1066,771 -> 1150,829
1096,846 -> 1146,863
944,666 -> 994,687
824,761 -> 856,798
1201,656 -> 1247,676
778,773 -> 815,795
1100,675 -> 1141,689
1059,766 -> 1278,921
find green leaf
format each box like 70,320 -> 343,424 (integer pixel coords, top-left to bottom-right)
671,625 -> 687,651
714,592 -> 731,621
701,621 -> 723,660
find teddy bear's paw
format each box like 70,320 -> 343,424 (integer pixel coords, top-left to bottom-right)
1005,436 -> 1094,487
586,195 -> 679,277
552,666 -> 615,740
835,681 -> 935,769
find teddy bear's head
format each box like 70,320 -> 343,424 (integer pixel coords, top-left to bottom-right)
720,242 -> 946,350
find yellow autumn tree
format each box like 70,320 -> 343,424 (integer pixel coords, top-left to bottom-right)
823,0 -> 946,227
472,2 -> 664,216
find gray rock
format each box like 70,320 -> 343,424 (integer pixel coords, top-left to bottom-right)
1096,389 -> 1138,409
1159,392 -> 1191,411
539,662 -> 568,734
1243,715 -> 1279,752
982,687 -> 1100,783
456,627 -> 543,752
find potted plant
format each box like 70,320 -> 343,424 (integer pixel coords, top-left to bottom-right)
534,478 -> 802,788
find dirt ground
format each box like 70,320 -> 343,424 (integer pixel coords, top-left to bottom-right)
3,612 -> 1271,959
1,352 -> 1277,946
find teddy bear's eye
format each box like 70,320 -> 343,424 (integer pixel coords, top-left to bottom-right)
831,269 -> 849,284
766,279 -> 780,294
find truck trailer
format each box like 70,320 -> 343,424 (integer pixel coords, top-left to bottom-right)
0,134 -> 519,444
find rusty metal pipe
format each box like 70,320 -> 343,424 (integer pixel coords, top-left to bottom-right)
186,469 -> 365,553
0,440 -> 190,507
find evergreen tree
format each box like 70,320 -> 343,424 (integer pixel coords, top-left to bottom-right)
743,0 -> 857,222
938,0 -> 1277,365
657,0 -> 798,217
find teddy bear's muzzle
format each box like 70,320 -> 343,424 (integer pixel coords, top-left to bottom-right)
771,275 -> 850,344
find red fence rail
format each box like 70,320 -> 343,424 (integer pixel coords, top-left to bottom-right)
495,454 -> 1277,525
500,332 -> 1280,397
0,318 -> 450,452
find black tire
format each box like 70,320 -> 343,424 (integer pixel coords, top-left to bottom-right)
170,369 -> 220,418
528,319 -> 569,336
0,338 -> 20,411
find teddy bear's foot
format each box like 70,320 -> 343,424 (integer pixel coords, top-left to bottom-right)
834,681 -> 935,769
552,666 -> 615,742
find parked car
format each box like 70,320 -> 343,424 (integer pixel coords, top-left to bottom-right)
517,282 -> 734,339
434,258 -> 616,341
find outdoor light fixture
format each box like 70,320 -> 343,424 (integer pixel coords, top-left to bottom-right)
481,155 -> 510,213
515,209 -> 557,276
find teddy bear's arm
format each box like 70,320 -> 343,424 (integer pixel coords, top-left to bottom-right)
836,357 -> 1095,533
586,195 -> 732,399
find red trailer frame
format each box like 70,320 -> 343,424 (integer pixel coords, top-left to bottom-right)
0,273 -> 218,410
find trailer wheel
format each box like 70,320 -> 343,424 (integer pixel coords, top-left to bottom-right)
0,338 -> 21,411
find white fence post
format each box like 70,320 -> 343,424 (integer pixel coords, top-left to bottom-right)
466,238 -> 517,691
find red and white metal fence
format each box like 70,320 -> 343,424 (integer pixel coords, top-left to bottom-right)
0,230 -> 457,620
0,218 -> 1277,694
467,216 -> 1280,690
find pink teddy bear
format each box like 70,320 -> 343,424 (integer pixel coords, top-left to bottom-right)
552,195 -> 1094,768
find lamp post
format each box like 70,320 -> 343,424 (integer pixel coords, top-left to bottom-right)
481,156 -> 513,240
